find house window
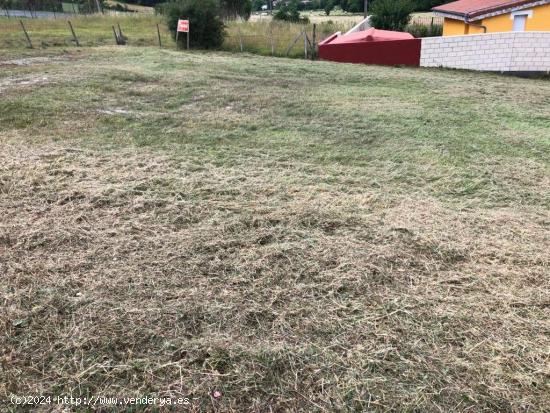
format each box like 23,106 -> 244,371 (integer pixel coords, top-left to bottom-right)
511,10 -> 532,32
513,14 -> 527,31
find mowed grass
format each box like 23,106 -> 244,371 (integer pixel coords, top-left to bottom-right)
0,47 -> 549,412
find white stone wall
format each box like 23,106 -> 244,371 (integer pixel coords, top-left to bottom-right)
420,32 -> 550,72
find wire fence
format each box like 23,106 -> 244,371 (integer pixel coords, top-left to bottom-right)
1,8 -> 150,19
224,31 -> 313,59
0,10 -> 136,19
222,20 -> 355,58
410,15 -> 444,26
1,12 -> 444,53
0,0 -> 157,19
0,14 -> 170,48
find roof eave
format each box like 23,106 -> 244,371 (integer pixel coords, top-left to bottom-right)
469,0 -> 550,20
433,0 -> 550,22
432,11 -> 468,21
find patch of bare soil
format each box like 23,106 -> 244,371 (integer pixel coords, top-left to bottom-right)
0,55 -> 71,67
0,75 -> 50,93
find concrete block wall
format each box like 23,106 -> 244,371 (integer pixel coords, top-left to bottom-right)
420,32 -> 550,72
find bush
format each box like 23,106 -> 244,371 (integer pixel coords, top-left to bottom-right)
406,22 -> 443,38
273,0 -> 309,23
165,0 -> 225,49
370,0 -> 413,32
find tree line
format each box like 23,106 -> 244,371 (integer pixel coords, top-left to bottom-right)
252,0 -> 451,13
0,0 -> 451,15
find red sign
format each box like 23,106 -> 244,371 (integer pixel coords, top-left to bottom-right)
177,20 -> 189,33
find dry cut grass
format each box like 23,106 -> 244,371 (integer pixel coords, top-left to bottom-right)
0,47 -> 549,412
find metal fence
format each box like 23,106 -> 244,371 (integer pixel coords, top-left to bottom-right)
1,0 -> 149,19
0,14 -> 169,49
224,31 -> 313,59
1,8 -> 141,18
223,21 -> 354,59
410,15 -> 444,26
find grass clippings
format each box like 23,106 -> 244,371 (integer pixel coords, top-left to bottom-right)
0,47 -> 549,412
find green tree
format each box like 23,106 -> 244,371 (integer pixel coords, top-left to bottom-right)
0,0 -> 12,12
273,0 -> 302,22
412,0 -> 450,12
370,0 -> 413,31
324,0 -> 334,15
252,0 -> 264,11
221,0 -> 252,20
340,0 -> 363,13
165,0 -> 225,49
349,0 -> 363,12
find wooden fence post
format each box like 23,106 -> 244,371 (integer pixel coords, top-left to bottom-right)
112,26 -> 119,44
269,26 -> 274,56
156,24 -> 162,48
285,31 -> 303,56
68,21 -> 80,47
312,23 -> 316,60
238,28 -> 243,52
19,20 -> 33,48
304,30 -> 307,59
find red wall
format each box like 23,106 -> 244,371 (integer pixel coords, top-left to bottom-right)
318,39 -> 422,67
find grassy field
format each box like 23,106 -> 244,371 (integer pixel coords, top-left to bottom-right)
250,10 -> 439,24
223,20 -> 351,57
251,11 -> 364,24
0,15 -> 353,58
105,0 -> 155,13
1,47 -> 549,411
0,15 -> 340,57
0,13 -> 440,57
0,15 -> 170,48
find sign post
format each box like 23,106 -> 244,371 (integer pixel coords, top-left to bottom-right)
176,19 -> 190,50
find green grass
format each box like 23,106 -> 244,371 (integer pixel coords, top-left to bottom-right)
0,15 -> 171,48
1,47 -> 549,412
0,15 -> 345,58
222,20 -> 353,58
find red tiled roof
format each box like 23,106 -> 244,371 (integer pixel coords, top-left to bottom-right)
433,0 -> 547,19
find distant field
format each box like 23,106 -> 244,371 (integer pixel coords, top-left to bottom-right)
223,20 -> 353,57
0,15 -> 334,57
250,11 -> 364,24
105,0 -> 155,13
0,10 -> 441,54
250,11 -> 438,24
1,47 -> 549,411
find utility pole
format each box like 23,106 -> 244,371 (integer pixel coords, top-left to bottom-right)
364,0 -> 368,18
